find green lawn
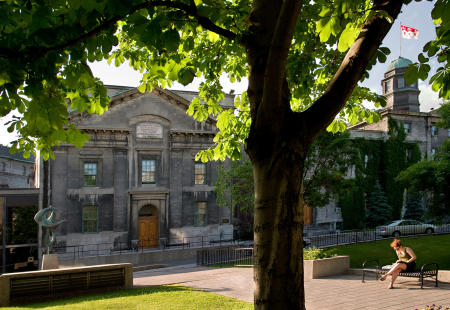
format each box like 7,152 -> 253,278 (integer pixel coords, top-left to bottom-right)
3,285 -> 253,310
321,234 -> 450,269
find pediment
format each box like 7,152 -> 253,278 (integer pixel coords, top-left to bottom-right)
70,86 -> 216,131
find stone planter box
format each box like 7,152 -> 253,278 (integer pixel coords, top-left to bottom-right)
304,255 -> 350,279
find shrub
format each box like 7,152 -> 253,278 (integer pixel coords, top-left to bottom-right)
303,247 -> 337,260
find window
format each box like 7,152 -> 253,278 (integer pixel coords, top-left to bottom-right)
194,202 -> 207,226
82,205 -> 98,233
431,148 -> 437,159
397,77 -> 404,88
431,125 -> 438,136
406,149 -> 412,161
142,159 -> 156,184
403,123 -> 411,134
384,80 -> 391,93
194,163 -> 206,185
83,162 -> 97,186
364,154 -> 369,168
448,129 -> 450,137
22,166 -> 26,176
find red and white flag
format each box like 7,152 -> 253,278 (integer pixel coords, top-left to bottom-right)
401,25 -> 419,39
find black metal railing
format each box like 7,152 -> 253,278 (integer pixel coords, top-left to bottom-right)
51,233 -> 243,259
196,224 -> 450,266
197,246 -> 253,266
308,223 -> 450,249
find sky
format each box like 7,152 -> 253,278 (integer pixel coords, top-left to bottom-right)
0,1 -> 443,146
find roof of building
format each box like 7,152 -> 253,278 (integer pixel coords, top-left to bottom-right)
0,145 -> 35,163
386,57 -> 413,72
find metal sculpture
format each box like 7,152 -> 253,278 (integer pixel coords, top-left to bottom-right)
34,205 -> 65,254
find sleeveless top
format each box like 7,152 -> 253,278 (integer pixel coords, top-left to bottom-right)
396,247 -> 412,262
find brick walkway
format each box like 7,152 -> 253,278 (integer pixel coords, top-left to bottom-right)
134,265 -> 450,310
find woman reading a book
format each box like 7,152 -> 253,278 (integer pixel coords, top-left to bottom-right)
379,239 -> 416,288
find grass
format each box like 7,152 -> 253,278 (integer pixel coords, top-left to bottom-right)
320,234 -> 450,269
3,285 -> 253,310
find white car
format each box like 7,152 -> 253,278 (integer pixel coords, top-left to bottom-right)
376,219 -> 435,237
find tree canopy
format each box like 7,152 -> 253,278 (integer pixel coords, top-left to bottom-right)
1,0 -> 402,160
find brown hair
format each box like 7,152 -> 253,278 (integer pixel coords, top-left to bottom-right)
390,239 -> 402,248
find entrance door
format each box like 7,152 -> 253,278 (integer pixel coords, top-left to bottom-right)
138,216 -> 158,248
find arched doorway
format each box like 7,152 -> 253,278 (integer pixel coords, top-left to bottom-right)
138,205 -> 158,248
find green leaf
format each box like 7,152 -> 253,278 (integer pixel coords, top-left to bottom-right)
318,19 -> 332,42
338,23 -> 359,52
138,83 -> 146,93
164,29 -> 180,52
178,67 -> 195,86
418,64 -> 431,81
404,64 -> 419,85
418,53 -> 428,63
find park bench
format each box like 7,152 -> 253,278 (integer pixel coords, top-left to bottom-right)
362,259 -> 439,289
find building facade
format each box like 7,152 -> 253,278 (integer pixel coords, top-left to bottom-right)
305,57 -> 448,234
48,86 -> 234,251
349,57 -> 448,155
0,145 -> 35,189
0,146 -> 38,273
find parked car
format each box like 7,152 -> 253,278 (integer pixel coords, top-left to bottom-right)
376,219 -> 436,237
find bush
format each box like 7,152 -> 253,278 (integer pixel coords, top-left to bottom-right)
303,247 -> 337,260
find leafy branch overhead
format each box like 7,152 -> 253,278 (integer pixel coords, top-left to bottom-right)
1,0 -> 409,161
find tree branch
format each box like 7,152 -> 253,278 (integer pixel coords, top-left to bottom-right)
0,0 -> 239,60
256,0 -> 304,130
301,0 -> 403,139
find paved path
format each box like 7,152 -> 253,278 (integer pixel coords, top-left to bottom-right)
134,265 -> 450,310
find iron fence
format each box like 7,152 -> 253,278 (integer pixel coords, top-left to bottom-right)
196,224 -> 450,266
197,246 -> 253,266
51,232 -> 242,259
308,223 -> 450,249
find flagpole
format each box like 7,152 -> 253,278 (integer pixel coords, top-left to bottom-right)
399,22 -> 402,57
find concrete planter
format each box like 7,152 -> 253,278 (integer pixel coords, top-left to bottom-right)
304,255 -> 350,279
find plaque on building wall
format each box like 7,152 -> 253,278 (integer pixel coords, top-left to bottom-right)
136,122 -> 163,138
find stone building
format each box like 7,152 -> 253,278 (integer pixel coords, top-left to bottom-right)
0,145 -> 35,189
48,86 -> 234,251
349,57 -> 448,155
0,146 -> 38,273
305,57 -> 448,234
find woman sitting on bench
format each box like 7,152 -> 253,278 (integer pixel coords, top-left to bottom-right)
380,238 -> 416,289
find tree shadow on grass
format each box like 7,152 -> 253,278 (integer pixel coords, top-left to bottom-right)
10,285 -> 197,308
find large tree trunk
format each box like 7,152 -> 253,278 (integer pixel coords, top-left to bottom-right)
246,78 -> 313,309
251,147 -> 307,309
243,1 -> 402,308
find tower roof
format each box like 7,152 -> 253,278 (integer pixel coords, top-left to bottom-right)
386,57 -> 413,72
